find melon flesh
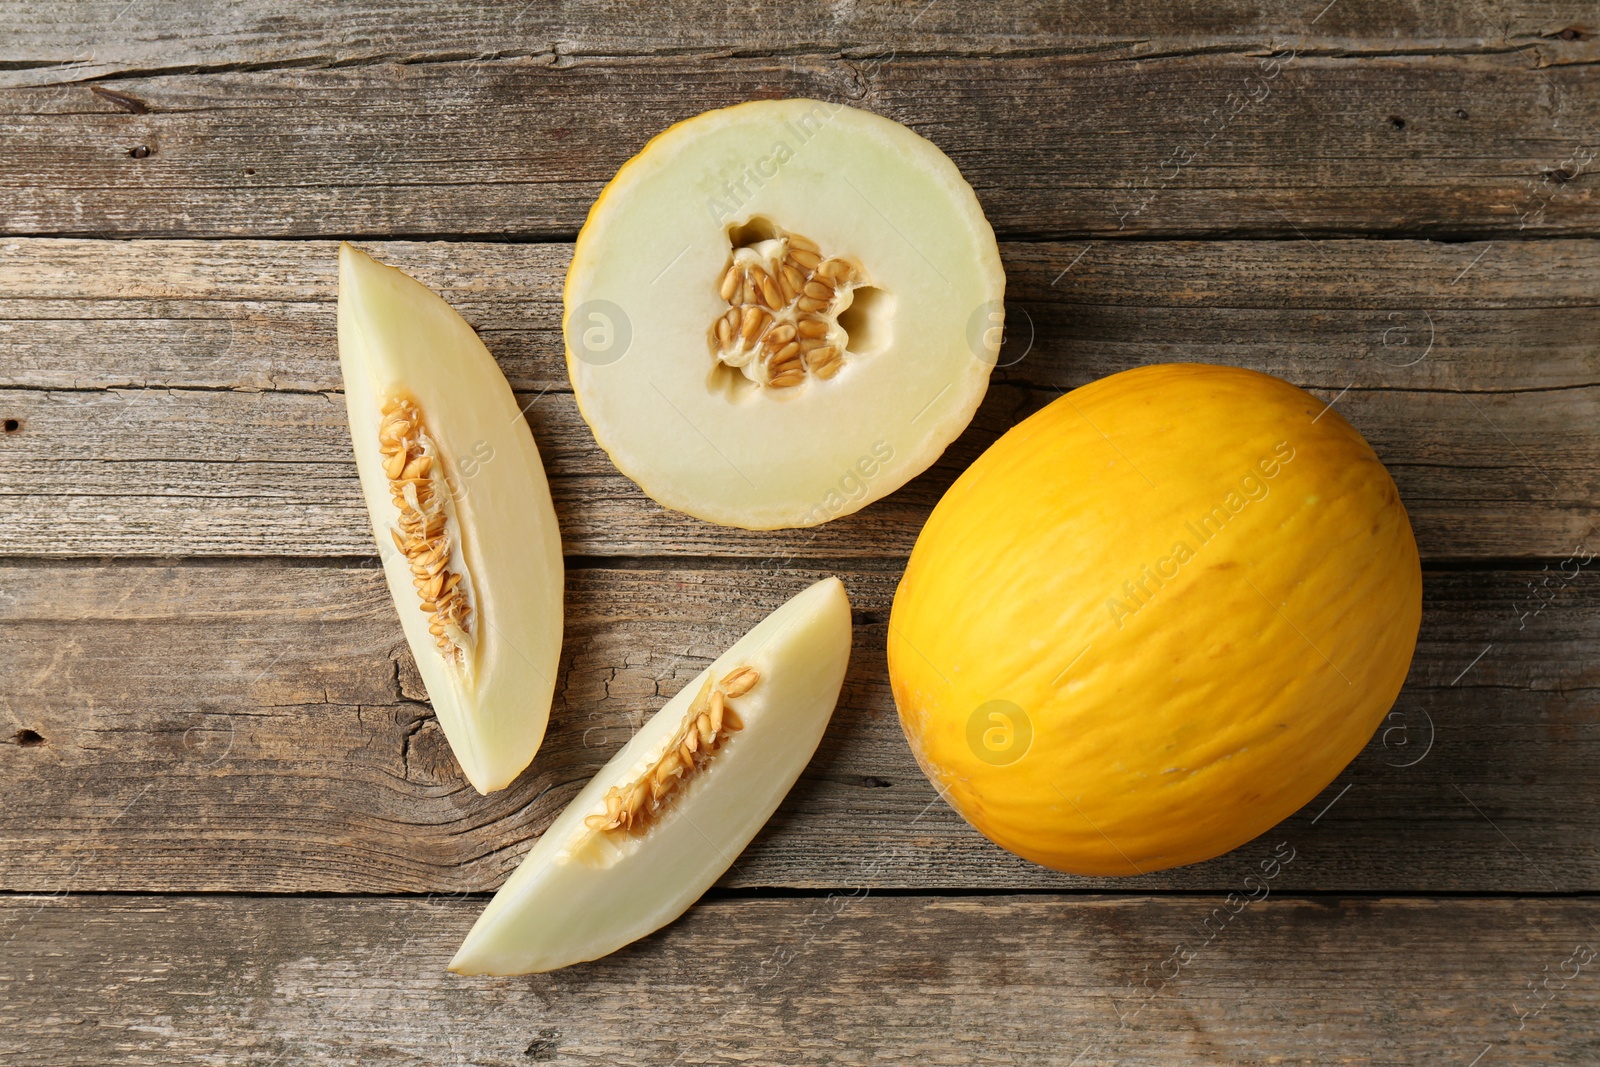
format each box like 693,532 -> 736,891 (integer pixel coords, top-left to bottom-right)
337,244 -> 564,795
449,577 -> 852,975
565,99 -> 1006,530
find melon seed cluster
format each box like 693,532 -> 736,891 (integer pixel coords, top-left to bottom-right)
711,231 -> 858,388
585,665 -> 760,835
378,397 -> 473,663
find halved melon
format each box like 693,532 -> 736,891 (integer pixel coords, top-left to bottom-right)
449,577 -> 852,975
337,244 -> 564,795
565,99 -> 1006,529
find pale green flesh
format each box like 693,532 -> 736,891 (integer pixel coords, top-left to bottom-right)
566,99 -> 1006,530
450,577 -> 852,975
337,243 -> 564,795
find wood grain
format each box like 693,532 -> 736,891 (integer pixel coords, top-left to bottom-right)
10,236 -> 1600,393
5,3 -> 1594,1054
5,0 -> 1597,87
3,893 -> 1597,1065
1,560 -> 1594,894
4,52 -> 1600,239
2,238 -> 1594,560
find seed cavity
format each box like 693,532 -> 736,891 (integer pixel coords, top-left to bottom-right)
709,222 -> 864,391
379,396 -> 476,670
584,666 -> 759,836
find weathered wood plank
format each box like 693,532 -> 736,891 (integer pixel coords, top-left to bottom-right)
3,894 -> 1597,1065
7,381 -> 1594,561
2,238 -> 1594,560
1,560 -> 1594,894
9,237 -> 1600,392
4,52 -> 1600,239
5,0 -> 1596,88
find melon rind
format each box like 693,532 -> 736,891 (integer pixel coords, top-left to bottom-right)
887,364 -> 1423,875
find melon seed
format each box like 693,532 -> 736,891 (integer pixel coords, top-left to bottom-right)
709,226 -> 861,390
586,666 -> 759,837
378,396 -> 473,663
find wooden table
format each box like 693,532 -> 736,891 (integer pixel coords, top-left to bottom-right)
3,3 -> 1598,1063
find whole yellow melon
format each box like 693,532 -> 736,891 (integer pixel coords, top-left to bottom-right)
888,363 -> 1421,875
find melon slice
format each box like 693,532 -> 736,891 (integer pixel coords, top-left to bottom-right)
337,243 -> 564,795
565,99 -> 1006,530
449,577 -> 852,975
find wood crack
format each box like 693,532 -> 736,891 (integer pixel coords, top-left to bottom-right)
8,39 -> 1589,90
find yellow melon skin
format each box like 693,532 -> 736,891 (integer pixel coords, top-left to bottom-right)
888,363 -> 1421,876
